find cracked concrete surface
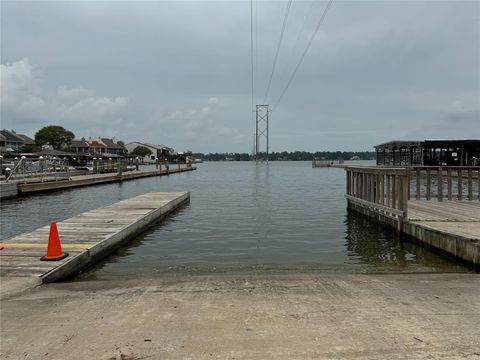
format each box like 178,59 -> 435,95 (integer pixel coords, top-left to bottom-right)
1,273 -> 479,359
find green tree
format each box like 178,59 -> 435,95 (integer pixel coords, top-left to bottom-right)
131,146 -> 152,157
116,140 -> 128,155
35,125 -> 75,149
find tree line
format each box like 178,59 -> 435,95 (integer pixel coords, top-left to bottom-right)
192,151 -> 375,161
21,125 -> 376,161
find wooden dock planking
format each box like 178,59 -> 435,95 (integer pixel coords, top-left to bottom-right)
0,191 -> 189,282
408,200 -> 480,222
345,166 -> 480,266
407,200 -> 480,240
12,164 -> 195,196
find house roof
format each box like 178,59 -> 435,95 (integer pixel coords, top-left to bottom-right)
0,133 -> 6,141
125,141 -> 144,146
145,143 -> 171,150
17,134 -> 35,145
88,140 -> 106,147
374,140 -> 422,150
423,139 -> 480,147
70,140 -> 90,148
0,130 -> 25,143
375,139 -> 480,150
101,138 -> 123,149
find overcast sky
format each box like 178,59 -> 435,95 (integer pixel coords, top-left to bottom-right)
1,1 -> 479,152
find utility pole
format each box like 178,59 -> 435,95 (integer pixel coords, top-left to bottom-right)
255,104 -> 270,162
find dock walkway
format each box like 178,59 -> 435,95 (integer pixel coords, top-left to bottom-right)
13,164 -> 195,196
345,166 -> 480,266
0,191 -> 189,282
0,164 -> 195,199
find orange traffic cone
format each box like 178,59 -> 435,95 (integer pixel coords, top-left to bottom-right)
40,221 -> 69,261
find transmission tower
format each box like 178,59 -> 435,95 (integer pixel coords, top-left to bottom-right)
255,104 -> 270,162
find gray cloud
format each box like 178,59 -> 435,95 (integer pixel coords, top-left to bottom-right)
1,58 -> 130,138
1,1 -> 479,152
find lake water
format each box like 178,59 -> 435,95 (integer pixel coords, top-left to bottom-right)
0,161 -> 470,279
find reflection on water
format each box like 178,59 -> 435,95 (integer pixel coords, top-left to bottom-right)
0,161 -> 471,280
344,212 -> 466,271
77,208 -> 468,281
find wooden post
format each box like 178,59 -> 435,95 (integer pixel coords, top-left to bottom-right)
477,169 -> 480,201
346,170 -> 350,196
403,174 -> 409,219
386,175 -> 391,208
426,169 -> 431,200
392,175 -> 397,209
407,170 -> 411,201
398,176 -> 404,213
117,159 -> 123,177
357,172 -> 361,198
355,172 -> 359,197
398,174 -> 408,219
367,174 -> 373,202
379,174 -> 384,205
437,167 -> 443,202
478,169 -> 480,201
350,171 -> 354,196
447,168 -> 452,200
362,173 -> 367,200
467,169 -> 473,201
457,169 -> 463,200
415,168 -> 421,200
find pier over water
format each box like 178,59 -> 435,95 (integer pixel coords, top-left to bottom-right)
345,166 -> 480,267
0,192 -> 189,282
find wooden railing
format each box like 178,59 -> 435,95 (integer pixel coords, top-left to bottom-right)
345,167 -> 410,220
409,166 -> 480,201
345,166 -> 480,223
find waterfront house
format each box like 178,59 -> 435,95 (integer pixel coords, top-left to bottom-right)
0,133 -> 6,152
125,141 -> 173,163
101,138 -> 125,155
70,138 -> 124,156
375,139 -> 480,166
144,143 -> 173,160
86,139 -> 107,154
70,140 -> 91,153
16,134 -> 35,146
0,129 -> 26,152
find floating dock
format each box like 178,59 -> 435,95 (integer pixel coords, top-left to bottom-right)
312,158 -> 344,168
0,191 -> 189,282
0,164 -> 195,198
345,166 -> 480,267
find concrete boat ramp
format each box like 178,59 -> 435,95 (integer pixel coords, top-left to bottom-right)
0,192 -> 189,283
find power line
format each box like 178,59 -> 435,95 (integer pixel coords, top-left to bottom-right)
250,0 -> 255,153
273,0 -> 334,111
263,0 -> 293,104
291,1 -> 316,57
255,0 -> 259,104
